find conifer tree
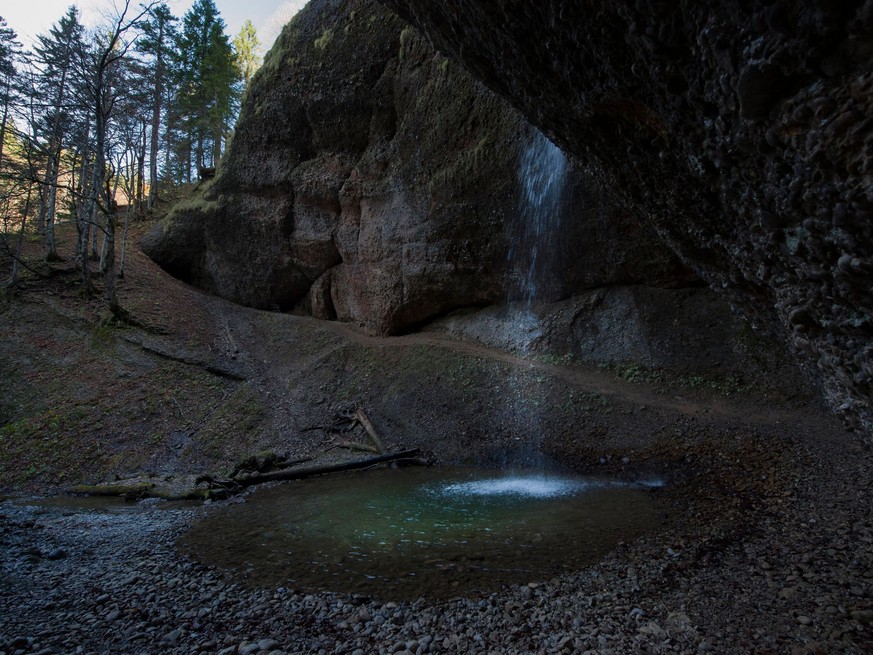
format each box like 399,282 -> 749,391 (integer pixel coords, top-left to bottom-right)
176,0 -> 239,174
0,16 -> 21,169
137,3 -> 177,209
233,20 -> 261,86
32,7 -> 87,260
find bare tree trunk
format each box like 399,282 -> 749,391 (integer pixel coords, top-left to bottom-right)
104,210 -> 117,310
137,123 -> 146,217
99,226 -> 107,272
163,102 -> 173,186
78,158 -> 101,296
0,79 -> 10,167
119,202 -> 131,278
91,203 -> 100,261
148,55 -> 163,209
75,117 -> 93,291
196,133 -> 203,171
43,58 -> 71,262
100,174 -> 119,273
75,156 -> 88,264
35,167 -> 48,239
212,98 -> 222,167
44,148 -> 63,261
7,183 -> 33,289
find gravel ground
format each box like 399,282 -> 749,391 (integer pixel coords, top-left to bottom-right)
2,427 -> 872,655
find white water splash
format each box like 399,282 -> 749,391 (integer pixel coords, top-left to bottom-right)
439,475 -> 595,499
436,475 -> 666,500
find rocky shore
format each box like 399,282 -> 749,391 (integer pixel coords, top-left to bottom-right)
2,422 -> 871,655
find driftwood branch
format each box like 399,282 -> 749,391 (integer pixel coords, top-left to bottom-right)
230,449 -> 424,486
121,335 -> 246,379
354,408 -> 385,454
69,482 -> 232,501
310,407 -> 388,455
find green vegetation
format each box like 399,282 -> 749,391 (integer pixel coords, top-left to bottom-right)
428,136 -> 493,196
598,361 -> 754,396
314,28 -> 335,51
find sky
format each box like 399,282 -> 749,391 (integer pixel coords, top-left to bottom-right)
0,0 -> 308,50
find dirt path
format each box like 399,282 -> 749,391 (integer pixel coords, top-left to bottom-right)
310,317 -> 817,425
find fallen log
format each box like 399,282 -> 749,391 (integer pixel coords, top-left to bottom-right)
230,448 -> 425,486
69,483 -> 154,498
69,481 -> 233,501
69,450 -> 429,501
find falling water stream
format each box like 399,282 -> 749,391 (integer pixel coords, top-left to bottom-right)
507,129 -> 569,310
500,130 -> 570,469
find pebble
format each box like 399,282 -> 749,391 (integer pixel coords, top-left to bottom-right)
257,639 -> 280,651
163,629 -> 182,642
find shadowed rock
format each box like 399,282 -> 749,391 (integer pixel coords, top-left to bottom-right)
376,0 -> 873,437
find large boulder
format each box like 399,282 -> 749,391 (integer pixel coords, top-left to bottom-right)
377,0 -> 873,437
143,0 -> 689,335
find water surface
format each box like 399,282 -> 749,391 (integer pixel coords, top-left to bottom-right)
180,467 -> 661,600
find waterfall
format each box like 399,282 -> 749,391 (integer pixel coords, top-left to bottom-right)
508,129 -> 569,310
501,129 -> 569,471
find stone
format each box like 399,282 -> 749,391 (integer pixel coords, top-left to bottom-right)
45,549 -> 67,561
164,629 -> 182,642
638,622 -> 666,638
850,610 -> 873,624
257,639 -> 280,651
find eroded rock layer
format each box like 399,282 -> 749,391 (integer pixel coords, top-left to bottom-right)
144,0 -> 688,336
378,0 -> 873,436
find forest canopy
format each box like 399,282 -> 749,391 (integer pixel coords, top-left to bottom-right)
0,0 -> 261,307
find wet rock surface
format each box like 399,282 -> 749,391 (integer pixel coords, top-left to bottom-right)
2,425 -> 871,655
435,285 -> 809,393
376,0 -> 873,438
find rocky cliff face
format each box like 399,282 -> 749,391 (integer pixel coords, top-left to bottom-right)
143,0 -> 688,336
378,0 -> 873,437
